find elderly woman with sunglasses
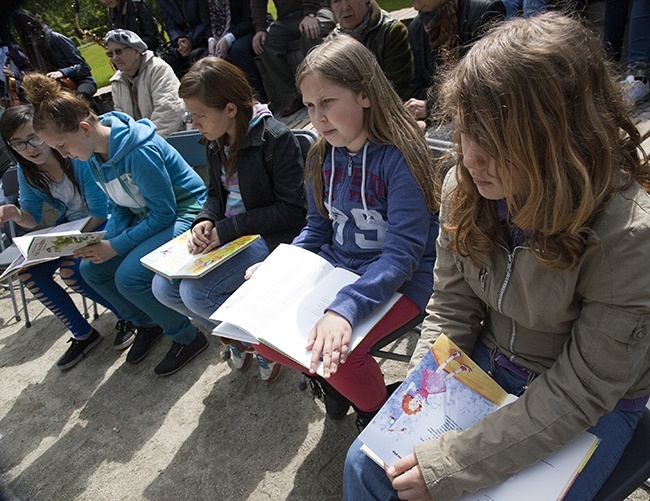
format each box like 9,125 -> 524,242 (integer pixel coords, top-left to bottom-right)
106,29 -> 185,138
0,105 -> 127,371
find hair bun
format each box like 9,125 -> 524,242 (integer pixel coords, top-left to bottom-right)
22,73 -> 64,107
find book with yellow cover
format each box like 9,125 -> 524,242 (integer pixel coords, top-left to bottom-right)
140,232 -> 260,280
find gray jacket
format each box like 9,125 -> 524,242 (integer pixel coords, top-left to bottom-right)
410,167 -> 650,499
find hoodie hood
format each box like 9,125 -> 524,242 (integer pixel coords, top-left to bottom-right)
101,111 -> 157,165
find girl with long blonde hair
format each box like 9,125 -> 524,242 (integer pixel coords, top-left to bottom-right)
344,13 -> 650,500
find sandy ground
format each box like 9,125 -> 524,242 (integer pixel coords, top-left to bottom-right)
0,289 -> 422,500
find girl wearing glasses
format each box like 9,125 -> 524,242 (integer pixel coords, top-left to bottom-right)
0,105 -> 125,370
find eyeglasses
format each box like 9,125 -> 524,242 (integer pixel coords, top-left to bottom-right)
9,136 -> 45,151
106,47 -> 132,58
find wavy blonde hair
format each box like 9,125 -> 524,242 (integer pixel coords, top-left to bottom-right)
295,35 -> 438,216
436,12 -> 649,270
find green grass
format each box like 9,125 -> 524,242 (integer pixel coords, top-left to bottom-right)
81,1 -> 413,89
80,42 -> 114,89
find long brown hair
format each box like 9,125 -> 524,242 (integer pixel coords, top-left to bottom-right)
295,35 -> 438,216
436,12 -> 649,270
0,104 -> 82,201
178,57 -> 254,179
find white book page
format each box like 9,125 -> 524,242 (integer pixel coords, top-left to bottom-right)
13,231 -> 80,257
256,266 -> 361,373
458,432 -> 598,501
210,244 -> 335,336
212,321 -> 259,345
12,217 -> 92,257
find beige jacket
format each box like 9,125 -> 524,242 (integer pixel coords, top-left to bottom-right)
110,51 -> 184,139
410,167 -> 650,499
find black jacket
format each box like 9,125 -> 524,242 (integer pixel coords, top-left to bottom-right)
409,0 -> 505,100
108,0 -> 161,52
193,115 -> 307,251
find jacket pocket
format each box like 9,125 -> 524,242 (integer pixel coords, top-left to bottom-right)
585,305 -> 649,380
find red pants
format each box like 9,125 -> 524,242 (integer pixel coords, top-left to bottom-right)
255,296 -> 420,412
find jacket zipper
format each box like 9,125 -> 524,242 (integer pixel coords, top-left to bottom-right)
496,248 -> 518,355
347,156 -> 353,177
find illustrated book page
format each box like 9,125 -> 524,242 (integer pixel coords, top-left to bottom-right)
140,232 -> 260,280
359,334 -> 598,500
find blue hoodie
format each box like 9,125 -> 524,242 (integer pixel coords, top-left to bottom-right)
74,112 -> 207,255
293,141 -> 438,328
17,160 -> 109,226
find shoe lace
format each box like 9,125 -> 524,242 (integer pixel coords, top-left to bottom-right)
308,377 -> 324,400
116,320 -> 132,335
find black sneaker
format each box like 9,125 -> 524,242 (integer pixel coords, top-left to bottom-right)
125,325 -> 163,364
354,381 -> 402,432
57,329 -> 102,370
154,331 -> 208,376
113,320 -> 135,350
309,375 -> 351,420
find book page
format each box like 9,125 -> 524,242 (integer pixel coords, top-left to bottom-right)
457,432 -> 599,501
14,231 -> 80,257
359,334 -> 599,500
210,244 -> 336,337
26,232 -> 106,259
257,267 -> 398,374
141,234 -> 261,280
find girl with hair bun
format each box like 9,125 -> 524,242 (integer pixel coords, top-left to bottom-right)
0,105 -> 123,370
344,13 -> 650,500
22,72 -> 209,377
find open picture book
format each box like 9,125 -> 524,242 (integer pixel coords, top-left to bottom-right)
1,217 -> 105,280
140,233 -> 261,281
210,243 -> 400,376
358,334 -> 600,501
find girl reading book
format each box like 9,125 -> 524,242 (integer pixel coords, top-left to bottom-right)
0,105 -> 124,370
251,35 -> 439,425
151,57 -> 307,383
21,73 -> 209,377
344,13 -> 650,500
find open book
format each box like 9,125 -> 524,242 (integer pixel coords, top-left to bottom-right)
140,233 -> 261,280
210,243 -> 401,376
358,334 -> 599,501
1,217 -> 105,280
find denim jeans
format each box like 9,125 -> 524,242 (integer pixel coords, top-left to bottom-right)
151,238 -> 270,332
343,339 -> 643,500
19,255 -> 118,339
80,217 -> 197,344
605,0 -> 650,68
502,0 -> 547,17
